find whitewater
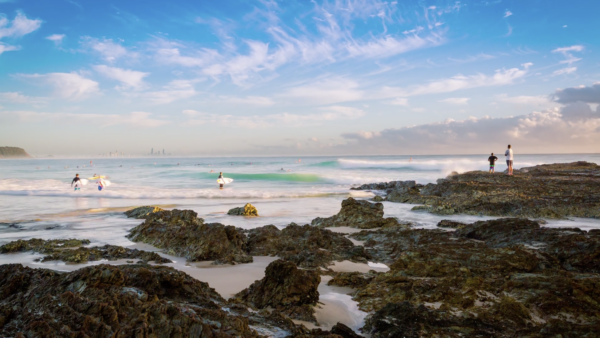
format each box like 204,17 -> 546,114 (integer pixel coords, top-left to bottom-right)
2,154 -> 600,332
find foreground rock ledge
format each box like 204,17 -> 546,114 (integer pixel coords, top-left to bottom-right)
0,263 -> 355,337
341,218 -> 600,337
353,161 -> 600,219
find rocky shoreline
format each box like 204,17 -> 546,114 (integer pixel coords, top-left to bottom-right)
0,162 -> 599,337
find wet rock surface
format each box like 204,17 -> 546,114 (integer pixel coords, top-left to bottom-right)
311,197 -> 407,229
232,259 -> 320,322
127,209 -> 253,265
228,203 -> 259,216
0,238 -> 171,264
0,263 -> 350,337
357,162 -> 600,219
124,206 -> 165,219
345,218 -> 600,337
436,219 -> 468,229
246,223 -> 368,268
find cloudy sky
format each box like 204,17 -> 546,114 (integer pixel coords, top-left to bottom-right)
0,0 -> 598,156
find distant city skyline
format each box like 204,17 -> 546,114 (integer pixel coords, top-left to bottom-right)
0,0 -> 599,156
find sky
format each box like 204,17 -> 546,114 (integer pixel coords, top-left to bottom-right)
0,0 -> 599,156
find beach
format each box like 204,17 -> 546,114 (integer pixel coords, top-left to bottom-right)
1,154 -> 600,336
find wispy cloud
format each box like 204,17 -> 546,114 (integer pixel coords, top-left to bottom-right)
129,79 -> 201,104
440,97 -> 470,105
46,34 -> 66,45
552,45 -> 584,65
80,36 -> 137,62
93,65 -> 149,90
278,78 -> 364,105
380,63 -> 531,98
496,94 -> 554,106
552,67 -> 577,76
4,110 -> 169,128
16,72 -> 100,101
0,12 -> 42,39
503,10 -> 513,18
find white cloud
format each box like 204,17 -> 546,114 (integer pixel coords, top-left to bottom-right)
93,65 -> 149,90
3,110 -> 169,128
279,78 -> 364,105
504,10 -> 513,18
183,105 -> 364,128
81,36 -> 136,62
0,42 -> 18,55
552,45 -> 583,65
344,34 -> 443,59
0,12 -> 41,39
221,95 -> 275,107
496,94 -> 553,106
132,79 -> 200,104
440,97 -> 470,105
380,64 -> 530,98
17,72 -> 99,101
0,91 -> 46,105
389,98 -> 408,106
46,34 -> 65,45
552,67 -> 577,76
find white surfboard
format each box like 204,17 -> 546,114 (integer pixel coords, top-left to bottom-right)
217,178 -> 234,184
81,179 -> 89,186
102,179 -> 112,187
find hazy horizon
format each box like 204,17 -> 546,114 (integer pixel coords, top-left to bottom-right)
0,0 -> 599,156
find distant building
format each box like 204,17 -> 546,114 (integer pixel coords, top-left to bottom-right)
162,149 -> 165,155
151,148 -> 154,155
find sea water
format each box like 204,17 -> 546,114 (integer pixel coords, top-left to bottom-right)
1,154 -> 599,332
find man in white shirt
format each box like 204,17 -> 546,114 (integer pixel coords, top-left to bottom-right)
505,145 -> 514,176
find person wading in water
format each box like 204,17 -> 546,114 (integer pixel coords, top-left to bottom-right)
218,172 -> 224,189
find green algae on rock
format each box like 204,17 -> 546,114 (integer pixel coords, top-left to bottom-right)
311,197 -> 409,229
124,206 -> 165,219
354,162 -> 600,219
228,203 -> 259,216
0,238 -> 90,254
127,209 -> 252,265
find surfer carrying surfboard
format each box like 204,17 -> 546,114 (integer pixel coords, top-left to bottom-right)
218,172 -> 224,189
71,174 -> 82,191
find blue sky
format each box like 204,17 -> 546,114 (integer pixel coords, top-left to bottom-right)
0,0 -> 598,156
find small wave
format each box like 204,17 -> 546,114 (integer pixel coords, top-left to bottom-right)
307,161 -> 340,168
194,172 -> 323,183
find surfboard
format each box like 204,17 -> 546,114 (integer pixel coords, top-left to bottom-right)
101,179 -> 112,187
217,178 -> 234,184
89,175 -> 105,180
81,179 -> 89,186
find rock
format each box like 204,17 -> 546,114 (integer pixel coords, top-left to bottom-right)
246,223 -> 369,268
0,264 -> 260,337
328,271 -> 377,288
124,206 -> 164,219
344,218 -> 600,337
0,238 -> 90,254
356,162 -> 600,219
227,203 -> 259,216
0,146 -> 31,158
127,209 -> 252,265
372,195 -> 385,202
311,198 -> 407,229
436,219 -> 468,229
330,322 -> 362,338
232,259 -> 320,322
351,180 -> 416,191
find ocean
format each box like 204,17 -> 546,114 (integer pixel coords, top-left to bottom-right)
2,153 -> 600,331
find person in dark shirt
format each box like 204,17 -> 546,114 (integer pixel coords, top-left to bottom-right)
488,153 -> 498,173
71,174 -> 82,191
218,172 -> 224,189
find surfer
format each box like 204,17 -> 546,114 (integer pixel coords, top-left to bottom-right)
71,174 -> 82,191
97,178 -> 104,191
218,172 -> 224,189
488,153 -> 498,173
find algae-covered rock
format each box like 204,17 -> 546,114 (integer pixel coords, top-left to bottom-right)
311,197 -> 407,229
0,238 -> 90,254
127,209 -> 252,265
227,203 -> 259,216
330,322 -> 363,338
124,206 -> 164,219
436,219 -> 468,229
232,259 -> 320,322
246,223 -> 369,268
359,162 -> 600,219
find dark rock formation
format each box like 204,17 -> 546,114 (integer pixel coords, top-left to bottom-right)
0,238 -> 171,264
311,198 -> 407,229
124,206 -> 164,219
327,271 -> 378,289
0,264 -> 258,337
232,259 -> 320,322
246,223 -> 369,268
345,218 -> 600,337
0,146 -> 31,158
357,162 -> 600,219
127,209 -> 252,265
228,203 -> 259,216
436,219 -> 468,229
330,322 -> 363,338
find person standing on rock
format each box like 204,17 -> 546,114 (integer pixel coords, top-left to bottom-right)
218,172 -> 224,189
488,153 -> 498,173
505,145 -> 514,175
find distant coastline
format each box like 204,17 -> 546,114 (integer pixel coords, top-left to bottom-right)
0,147 -> 31,158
